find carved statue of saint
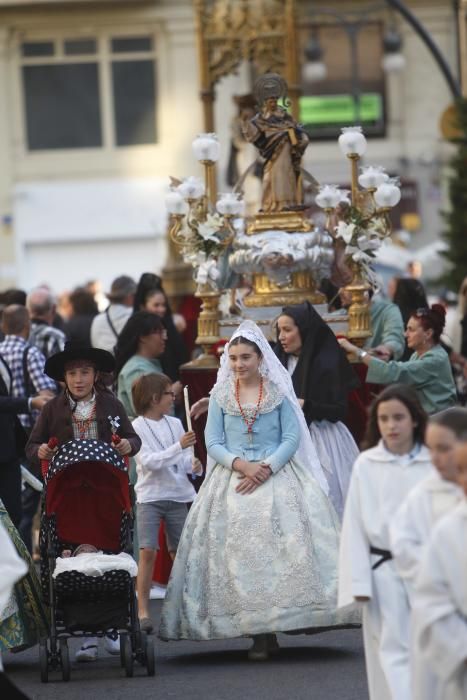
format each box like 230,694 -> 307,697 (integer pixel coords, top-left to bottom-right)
242,73 -> 317,213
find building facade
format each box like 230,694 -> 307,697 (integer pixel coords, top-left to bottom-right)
0,0 -> 461,295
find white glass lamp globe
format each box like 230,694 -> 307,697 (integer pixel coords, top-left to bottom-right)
338,126 -> 367,157
217,193 -> 244,216
302,61 -> 327,83
382,53 -> 406,73
315,185 -> 342,210
358,166 -> 389,190
374,181 -> 402,208
177,176 -> 205,200
192,133 -> 220,162
165,191 -> 189,216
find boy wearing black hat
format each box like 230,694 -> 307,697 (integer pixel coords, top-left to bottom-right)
26,342 -> 141,468
26,342 -> 141,661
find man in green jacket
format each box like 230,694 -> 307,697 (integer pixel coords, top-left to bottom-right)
365,295 -> 405,361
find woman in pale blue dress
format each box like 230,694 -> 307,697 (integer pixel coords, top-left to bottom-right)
159,321 -> 359,659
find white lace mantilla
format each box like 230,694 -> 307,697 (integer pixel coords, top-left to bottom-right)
211,377 -> 284,417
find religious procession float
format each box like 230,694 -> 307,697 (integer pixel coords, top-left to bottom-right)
165,73 -> 401,370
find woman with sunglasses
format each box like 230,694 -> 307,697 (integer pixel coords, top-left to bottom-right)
339,305 -> 457,415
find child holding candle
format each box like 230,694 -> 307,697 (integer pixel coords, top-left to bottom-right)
131,373 -> 202,633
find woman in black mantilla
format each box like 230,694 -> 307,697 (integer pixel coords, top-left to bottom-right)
275,301 -> 360,519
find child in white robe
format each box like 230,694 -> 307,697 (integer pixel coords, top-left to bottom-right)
390,408 -> 467,700
412,435 -> 467,700
338,384 -> 434,700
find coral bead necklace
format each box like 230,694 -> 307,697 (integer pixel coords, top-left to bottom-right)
235,376 -> 263,444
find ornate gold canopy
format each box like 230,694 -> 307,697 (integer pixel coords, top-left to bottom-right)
194,0 -> 300,130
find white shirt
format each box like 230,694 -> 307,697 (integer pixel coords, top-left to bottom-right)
90,304 -> 132,353
338,441 -> 434,606
132,415 -> 197,504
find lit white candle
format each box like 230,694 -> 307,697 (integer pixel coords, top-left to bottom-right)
184,386 -> 193,432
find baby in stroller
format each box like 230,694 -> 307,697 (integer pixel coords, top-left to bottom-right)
26,341 -> 141,664
61,545 -> 98,557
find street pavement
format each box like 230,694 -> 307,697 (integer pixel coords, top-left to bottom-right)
5,601 -> 369,700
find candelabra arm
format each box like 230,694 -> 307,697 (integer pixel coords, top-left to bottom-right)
348,154 -> 360,206
221,215 -> 236,247
324,208 -> 335,234
168,214 -> 186,247
201,159 -> 217,212
366,189 -> 377,217
378,209 -> 393,237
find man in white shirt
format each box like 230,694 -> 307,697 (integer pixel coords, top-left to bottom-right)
27,287 -> 66,360
90,276 -> 136,354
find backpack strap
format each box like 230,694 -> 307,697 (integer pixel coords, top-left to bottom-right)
105,307 -> 119,340
22,344 -> 35,397
0,351 -> 12,394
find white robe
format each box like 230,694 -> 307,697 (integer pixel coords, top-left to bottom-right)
338,441 -> 434,700
412,501 -> 467,700
390,473 -> 464,597
390,473 -> 464,700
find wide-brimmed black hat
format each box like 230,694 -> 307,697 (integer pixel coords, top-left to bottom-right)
45,341 -> 115,381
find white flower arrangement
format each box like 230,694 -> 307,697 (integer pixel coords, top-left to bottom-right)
334,204 -> 389,288
174,209 -> 233,290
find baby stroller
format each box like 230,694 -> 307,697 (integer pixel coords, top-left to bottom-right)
38,438 -> 155,682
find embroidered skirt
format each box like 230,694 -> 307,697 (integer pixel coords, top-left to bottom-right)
159,458 -> 360,640
0,501 -> 48,652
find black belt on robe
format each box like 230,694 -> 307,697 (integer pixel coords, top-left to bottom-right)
370,546 -> 393,570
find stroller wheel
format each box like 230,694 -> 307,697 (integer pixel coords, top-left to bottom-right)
60,639 -> 71,682
123,635 -> 134,677
145,636 -> 155,677
119,633 -> 127,668
39,639 -> 49,683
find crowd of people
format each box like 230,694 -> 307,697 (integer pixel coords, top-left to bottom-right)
0,271 -> 467,699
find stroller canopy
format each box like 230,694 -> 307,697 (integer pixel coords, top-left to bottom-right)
44,439 -> 131,552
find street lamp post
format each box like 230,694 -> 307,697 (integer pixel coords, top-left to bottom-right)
385,0 -> 461,98
301,3 -> 406,129
302,0 -> 461,130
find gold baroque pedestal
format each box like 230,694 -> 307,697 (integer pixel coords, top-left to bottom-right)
187,284 -> 221,368
345,266 -> 372,348
247,210 -> 312,234
243,210 -> 325,307
244,271 -> 325,307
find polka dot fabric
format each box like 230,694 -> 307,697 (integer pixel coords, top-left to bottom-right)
45,439 -> 126,483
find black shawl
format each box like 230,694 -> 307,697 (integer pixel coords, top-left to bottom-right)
274,301 -> 360,424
